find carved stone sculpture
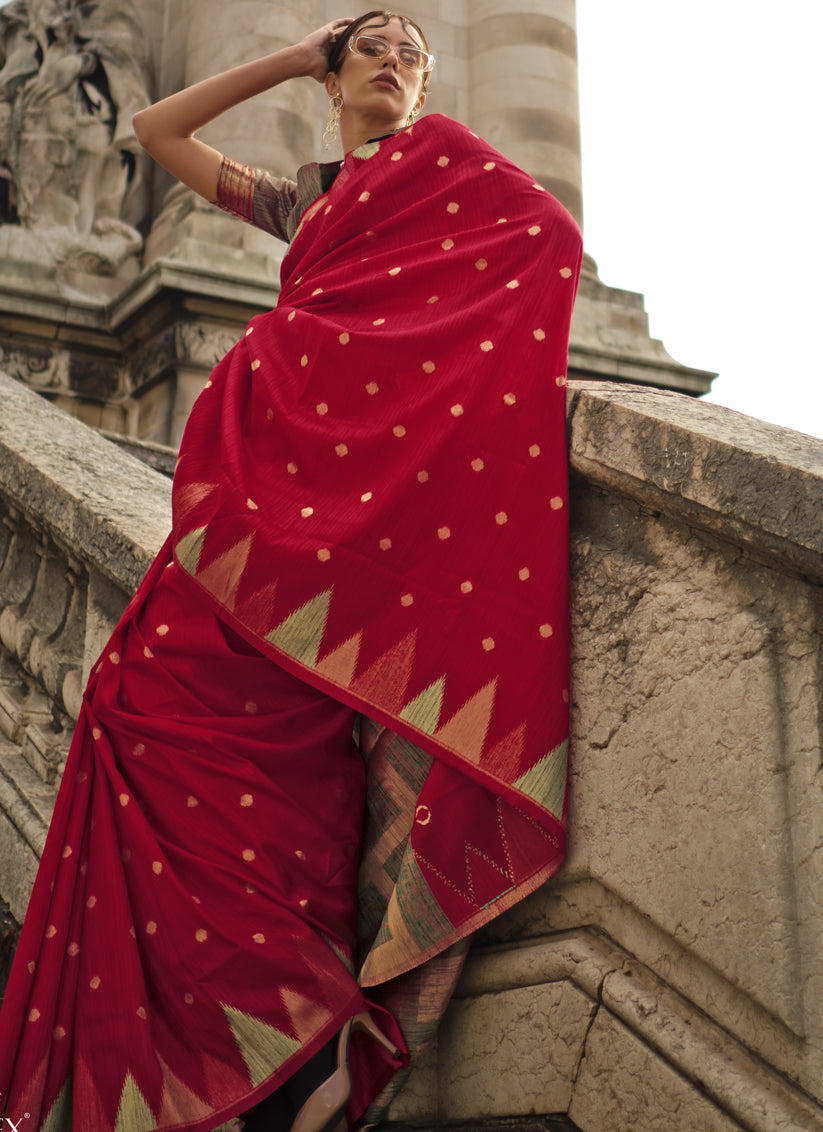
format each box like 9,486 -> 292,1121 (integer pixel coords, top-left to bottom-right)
0,0 -> 150,277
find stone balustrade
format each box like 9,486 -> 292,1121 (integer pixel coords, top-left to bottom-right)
2,371 -> 823,1130
0,374 -> 170,920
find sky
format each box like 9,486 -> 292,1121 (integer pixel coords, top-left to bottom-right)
576,0 -> 823,440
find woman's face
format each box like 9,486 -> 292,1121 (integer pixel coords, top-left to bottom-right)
326,16 -> 428,127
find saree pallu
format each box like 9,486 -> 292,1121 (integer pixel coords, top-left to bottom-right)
0,114 -> 582,1130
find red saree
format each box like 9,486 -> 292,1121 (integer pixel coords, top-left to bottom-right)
0,115 -> 581,1130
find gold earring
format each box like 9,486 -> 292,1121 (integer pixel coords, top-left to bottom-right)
407,107 -> 419,126
324,94 -> 343,149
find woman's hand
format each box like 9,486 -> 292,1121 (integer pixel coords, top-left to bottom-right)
132,18 -> 354,203
299,18 -> 353,82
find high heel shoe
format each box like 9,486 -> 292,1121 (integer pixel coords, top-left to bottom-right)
289,1012 -> 401,1132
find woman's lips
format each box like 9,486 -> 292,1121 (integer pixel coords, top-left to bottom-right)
370,75 -> 399,90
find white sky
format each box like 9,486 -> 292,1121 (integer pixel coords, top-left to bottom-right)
577,0 -> 823,440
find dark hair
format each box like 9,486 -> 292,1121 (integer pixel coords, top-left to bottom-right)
328,10 -> 433,90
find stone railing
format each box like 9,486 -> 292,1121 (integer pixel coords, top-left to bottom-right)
2,372 -> 823,1131
0,374 -> 170,920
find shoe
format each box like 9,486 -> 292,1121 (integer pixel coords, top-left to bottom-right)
289,1012 -> 401,1132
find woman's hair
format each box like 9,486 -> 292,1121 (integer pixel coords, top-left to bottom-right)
327,10 -> 433,90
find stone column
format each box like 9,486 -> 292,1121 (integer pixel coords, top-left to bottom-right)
182,0 -> 317,174
468,0 -> 582,227
144,0 -> 321,267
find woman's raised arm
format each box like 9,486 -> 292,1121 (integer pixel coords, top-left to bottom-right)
132,18 -> 352,202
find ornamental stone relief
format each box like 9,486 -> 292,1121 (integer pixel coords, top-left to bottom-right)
0,338 -> 123,399
129,323 -> 241,389
0,0 -> 151,276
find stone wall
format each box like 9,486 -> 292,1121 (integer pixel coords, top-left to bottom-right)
1,372 -> 822,1130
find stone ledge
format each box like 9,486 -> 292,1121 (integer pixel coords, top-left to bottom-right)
567,382 -> 823,581
0,373 -> 170,593
449,931 -> 823,1131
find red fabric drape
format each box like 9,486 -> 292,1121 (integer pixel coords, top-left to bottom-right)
176,113 -> 581,882
0,115 -> 581,1131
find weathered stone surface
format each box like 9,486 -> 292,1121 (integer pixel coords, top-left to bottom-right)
567,381 -> 823,576
437,982 -> 594,1122
0,373 -> 171,921
570,1010 -> 744,1132
0,373 -> 170,594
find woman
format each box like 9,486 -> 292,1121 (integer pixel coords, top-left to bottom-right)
0,11 -> 582,1132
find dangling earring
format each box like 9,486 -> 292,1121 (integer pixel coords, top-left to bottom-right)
406,107 -> 419,127
324,94 -> 343,149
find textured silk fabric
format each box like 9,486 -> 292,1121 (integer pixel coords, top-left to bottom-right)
0,550 -> 406,1130
0,115 -> 582,1132
175,115 -> 582,977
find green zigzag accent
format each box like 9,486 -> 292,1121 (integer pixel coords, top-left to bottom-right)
264,589 -> 332,669
514,739 -> 568,819
399,677 -> 445,735
41,1077 -> 72,1131
353,140 -> 381,159
175,526 -> 207,576
223,1005 -> 302,1087
321,933 -> 355,975
115,1072 -> 157,1132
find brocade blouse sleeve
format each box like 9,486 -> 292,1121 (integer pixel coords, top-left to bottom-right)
215,155 -> 299,244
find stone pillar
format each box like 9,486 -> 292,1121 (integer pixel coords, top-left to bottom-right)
181,0 -> 317,175
468,0 -> 582,227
